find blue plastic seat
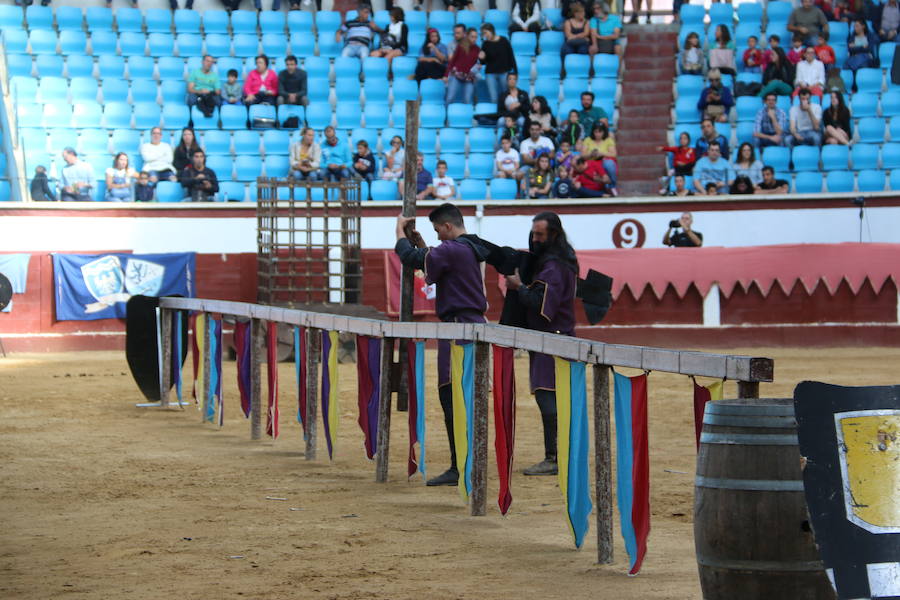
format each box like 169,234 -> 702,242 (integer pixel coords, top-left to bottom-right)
6,54 -> 32,78
708,2 -> 734,26
195,34 -> 227,58
880,43 -> 896,68
158,56 -> 186,80
2,29 -> 28,55
70,78 -> 99,102
535,53 -> 562,78
515,54 -> 532,79
0,182 -> 10,202
857,117 -> 886,143
793,172 -> 823,194
113,32 -> 143,55
125,55 -> 154,80
58,30 -> 87,56
762,146 -> 790,173
276,104 -> 303,129
305,76 -> 330,103
35,54 -> 64,78
231,130 -> 258,155
882,90 -> 900,117
145,9 -> 172,33
468,128 -> 496,154
262,130 -> 290,154
160,104 -> 188,130
766,1 -> 793,25
261,33 -> 287,57
791,146 -> 820,172
363,56 -> 389,81
489,178 -> 518,200
263,154 -> 290,178
101,79 -> 130,103
16,104 -> 42,129
148,33 -> 175,57
103,102 -> 133,129
177,33 -> 203,57
881,143 -> 900,169
234,155 -> 263,181
76,129 -> 109,154
890,169 -> 900,190
446,103 -> 474,128
315,10 -> 342,33
856,69 -> 884,95
229,9 -> 257,34
362,78 -> 390,105
737,2 -> 762,25
171,8 -> 201,33
42,104 -> 73,129
335,103 -> 363,128
386,79 -> 416,105
427,10 -> 454,31
825,170 -> 855,193
258,10 -> 286,34
319,32 -> 343,57
305,103 -> 332,130
349,128 -> 376,149
420,79 -> 446,104
821,145 -> 850,170
189,106 -> 219,130
851,93 -> 879,118
109,130 -> 141,157
84,6 -> 113,31
675,97 -> 701,123
332,56 -> 359,80
538,30 -> 565,55
734,23 -> 761,47
130,79 -> 158,103
484,9 -> 510,34
156,181 -> 186,203
46,129 -> 76,153
233,33 -> 260,57
29,30 -> 57,55
202,155 -> 232,181
534,77 -> 560,102
562,78 -> 589,101
215,104 -> 244,129
73,104 -> 104,129
247,104 -> 275,129
116,7 -> 144,33
437,128 -> 464,154
511,32 -> 537,57
0,5 -> 22,28
563,54 -> 590,79
302,56 -> 329,79
201,130 -> 231,156
217,181 -> 245,202
335,75 -> 360,101
287,9 -> 313,31
368,180 -> 397,201
157,81 -> 184,105
850,143 -> 880,170
26,4 -> 53,29
857,169 -> 885,192
97,55 -> 125,80
467,153 -> 494,180
420,104 -> 447,128
593,54 -> 619,78
37,77 -> 68,105
390,103 -> 407,127
676,75 -> 704,99
359,103 -> 387,129
64,56 -> 93,80
455,9 -> 481,30
90,31 -> 118,55
679,4 -> 705,27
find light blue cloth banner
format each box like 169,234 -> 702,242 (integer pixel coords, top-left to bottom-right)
0,253 -> 30,313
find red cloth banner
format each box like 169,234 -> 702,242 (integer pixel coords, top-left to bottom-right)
266,321 -> 279,439
692,379 -> 723,450
492,345 -> 516,515
383,252 -> 437,317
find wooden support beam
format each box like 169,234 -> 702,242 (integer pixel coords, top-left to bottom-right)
397,100 -> 420,413
159,308 -> 172,408
737,381 -> 760,399
201,313 -> 211,423
305,327 -> 320,460
250,318 -> 263,440
375,337 -> 395,483
470,341 -> 491,517
594,364 -> 613,564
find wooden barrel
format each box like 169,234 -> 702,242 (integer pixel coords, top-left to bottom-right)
694,398 -> 835,600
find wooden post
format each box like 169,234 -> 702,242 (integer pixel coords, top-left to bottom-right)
470,341 -> 491,516
201,313 -> 211,422
250,318 -> 264,440
397,100 -> 420,413
159,308 -> 172,408
305,327 -> 320,460
375,337 -> 395,482
737,381 -> 759,399
593,364 -> 613,564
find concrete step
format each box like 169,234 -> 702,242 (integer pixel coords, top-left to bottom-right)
620,92 -> 673,107
623,42 -> 679,58
619,180 -> 663,196
620,81 -> 672,95
617,128 -> 672,143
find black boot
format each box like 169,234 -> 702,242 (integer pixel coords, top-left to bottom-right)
524,391 -> 559,476
427,385 -> 459,486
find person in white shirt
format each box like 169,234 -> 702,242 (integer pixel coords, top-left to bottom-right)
431,160 -> 456,200
787,88 -> 823,147
794,46 -> 825,99
494,136 -> 523,183
518,122 -> 555,177
139,127 -> 177,184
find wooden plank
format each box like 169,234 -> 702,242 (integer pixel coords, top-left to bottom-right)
250,318 -> 263,440
641,347 -> 680,373
305,327 -> 320,460
470,341 -> 490,517
593,364 -> 613,564
375,337 -> 395,482
737,381 -> 760,399
159,308 -> 172,408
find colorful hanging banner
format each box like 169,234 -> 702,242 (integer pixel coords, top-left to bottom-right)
204,317 -> 220,424
294,327 -> 308,437
692,379 -> 723,450
614,372 -> 651,575
493,345 -> 516,515
407,340 -> 426,480
266,321 -> 279,439
234,320 -> 252,419
356,335 -> 381,460
451,342 -> 476,504
172,311 -> 183,403
194,313 -> 206,408
554,357 -> 593,548
214,317 -> 223,426
321,330 -> 340,459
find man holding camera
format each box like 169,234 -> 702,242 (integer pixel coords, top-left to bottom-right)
697,69 -> 734,124
663,212 -> 703,247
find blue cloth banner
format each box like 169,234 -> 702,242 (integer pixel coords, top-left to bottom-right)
52,252 -> 195,321
0,253 -> 30,313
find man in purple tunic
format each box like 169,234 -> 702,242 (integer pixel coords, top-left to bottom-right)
395,203 -> 488,486
504,212 -> 578,476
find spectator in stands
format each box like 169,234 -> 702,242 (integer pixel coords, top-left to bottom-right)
414,29 -> 449,82
663,212 -> 703,246
478,24 -> 516,105
552,165 -> 575,198
173,128 -> 201,175
381,136 -> 405,182
336,5 -> 383,60
696,118 -> 730,158
105,153 -> 139,202
30,166 -> 56,202
187,55 -> 221,117
556,139 -> 577,170
787,34 -> 806,65
658,131 -> 697,176
590,2 -> 623,57
526,154 -> 554,198
692,141 -> 734,194
577,91 -> 609,139
221,69 -> 242,105
581,122 -> 617,192
732,142 -> 764,185
666,174 -> 694,196
788,0 -> 830,46
501,116 -> 522,147
445,0 -> 475,12
708,25 -> 736,76
743,36 -> 764,74
180,150 -> 219,202
168,1 -> 194,9
753,93 -> 789,148
320,126 -> 351,182
571,156 -> 610,197
823,90 -> 852,145
254,0 -> 280,10
787,88 -> 823,147
431,160 -> 457,200
558,110 -> 584,148
760,34 -> 782,71
243,55 -> 278,105
527,96 -> 558,139
731,175 -> 755,194
836,0 -> 869,22
497,72 -> 530,128
561,4 -> 592,62
135,172 -> 154,202
277,55 -> 308,106
681,32 -> 704,75
826,67 -> 846,93
140,127 -> 177,184
445,26 -> 480,104
845,19 -> 879,89
697,68 -> 734,123
290,127 -> 322,181
519,122 -> 556,175
754,165 -> 790,194
704,182 -> 719,195
495,136 -> 523,182
352,140 -> 377,187
794,46 -> 826,98
876,0 -> 900,42
814,34 -> 836,67
447,24 -> 466,56
410,153 -> 434,200
759,47 -> 795,97
370,7 -> 409,74
509,0 -> 542,34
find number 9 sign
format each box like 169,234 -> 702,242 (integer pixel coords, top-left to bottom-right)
612,218 -> 646,248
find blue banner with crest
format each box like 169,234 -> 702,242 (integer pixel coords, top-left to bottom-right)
52,253 -> 195,321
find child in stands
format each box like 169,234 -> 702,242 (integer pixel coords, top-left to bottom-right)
761,34 -> 781,70
681,31 -> 704,75
658,132 -> 697,176
222,69 -> 242,105
30,165 -> 56,202
558,109 -> 584,147
552,165 -> 575,198
555,139 -> 577,170
814,34 -> 836,66
501,115 -> 520,147
787,33 -> 806,65
431,160 -> 456,200
743,36 -> 764,73
134,171 -> 154,202
525,154 -> 553,199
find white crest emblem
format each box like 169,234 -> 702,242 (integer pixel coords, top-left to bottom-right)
125,259 -> 165,296
80,255 -> 124,302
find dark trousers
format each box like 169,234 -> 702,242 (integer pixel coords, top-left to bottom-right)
535,389 -> 558,460
438,385 -> 458,470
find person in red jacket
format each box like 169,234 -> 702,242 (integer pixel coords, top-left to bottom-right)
658,131 -> 697,176
445,26 -> 480,104
814,34 -> 836,66
572,156 -> 610,197
243,54 -> 279,105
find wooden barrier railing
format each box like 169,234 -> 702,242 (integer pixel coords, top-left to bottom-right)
157,297 -> 774,565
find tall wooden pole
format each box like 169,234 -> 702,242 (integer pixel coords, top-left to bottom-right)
305,328 -> 320,460
593,364 -> 613,564
159,308 -> 172,408
250,318 -> 263,440
397,100 -> 420,412
375,337 -> 395,482
470,342 -> 491,516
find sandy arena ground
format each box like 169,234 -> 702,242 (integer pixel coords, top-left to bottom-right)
1,347 -> 898,599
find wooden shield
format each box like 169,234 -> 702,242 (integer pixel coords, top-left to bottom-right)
125,295 -> 189,402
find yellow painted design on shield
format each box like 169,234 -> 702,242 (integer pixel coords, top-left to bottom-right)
836,410 -> 900,534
